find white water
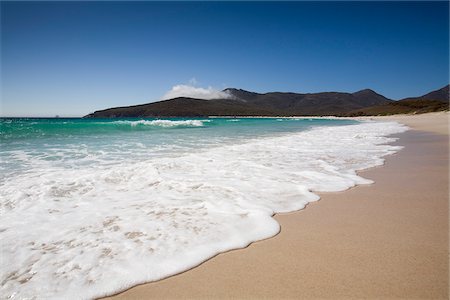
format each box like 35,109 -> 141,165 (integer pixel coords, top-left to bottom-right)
111,119 -> 210,127
0,121 -> 408,299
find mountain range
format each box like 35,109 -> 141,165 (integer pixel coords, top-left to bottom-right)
84,85 -> 449,118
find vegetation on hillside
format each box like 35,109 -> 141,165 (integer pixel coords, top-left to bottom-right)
341,99 -> 448,117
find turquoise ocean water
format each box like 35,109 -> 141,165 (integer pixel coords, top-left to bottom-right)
0,117 -> 356,179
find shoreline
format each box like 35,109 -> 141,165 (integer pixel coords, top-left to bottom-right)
104,112 -> 448,299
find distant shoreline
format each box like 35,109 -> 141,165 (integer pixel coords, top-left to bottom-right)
1,112 -> 447,120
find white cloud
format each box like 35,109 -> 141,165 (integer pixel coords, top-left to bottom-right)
162,84 -> 232,100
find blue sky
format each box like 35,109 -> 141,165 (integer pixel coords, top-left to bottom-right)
1,1 -> 448,117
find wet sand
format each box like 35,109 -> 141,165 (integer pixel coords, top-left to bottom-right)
105,112 -> 449,299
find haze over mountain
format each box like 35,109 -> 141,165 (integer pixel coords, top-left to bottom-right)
85,85 -> 449,118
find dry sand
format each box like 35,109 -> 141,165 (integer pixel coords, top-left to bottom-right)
360,111 -> 449,135
105,112 -> 449,300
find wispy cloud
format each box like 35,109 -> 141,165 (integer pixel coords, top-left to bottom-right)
188,77 -> 198,85
162,79 -> 232,100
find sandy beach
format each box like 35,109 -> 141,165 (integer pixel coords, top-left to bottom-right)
360,112 -> 449,135
105,112 -> 448,300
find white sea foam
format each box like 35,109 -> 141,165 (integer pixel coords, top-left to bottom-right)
112,119 -> 209,128
0,121 -> 408,299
